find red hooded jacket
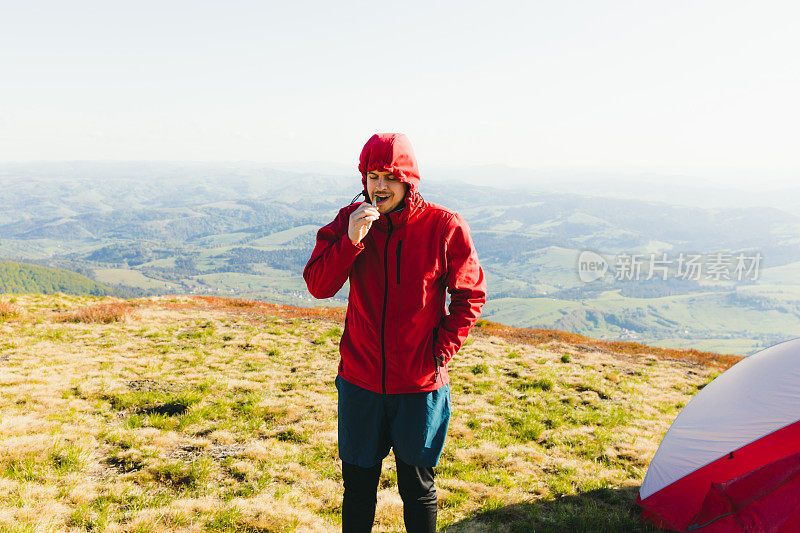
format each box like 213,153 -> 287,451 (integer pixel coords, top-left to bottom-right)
303,133 -> 487,394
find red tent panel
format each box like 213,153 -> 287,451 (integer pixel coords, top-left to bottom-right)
638,419 -> 800,531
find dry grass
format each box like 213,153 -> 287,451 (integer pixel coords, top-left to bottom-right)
0,295 -> 726,531
0,300 -> 20,321
192,296 -> 347,322
470,318 -> 741,370
56,301 -> 135,324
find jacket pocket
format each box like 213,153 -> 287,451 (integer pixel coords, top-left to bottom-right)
396,240 -> 403,285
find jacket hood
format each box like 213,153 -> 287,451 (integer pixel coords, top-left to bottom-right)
358,133 -> 422,207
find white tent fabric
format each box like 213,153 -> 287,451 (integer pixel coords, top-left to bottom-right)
640,337 -> 800,500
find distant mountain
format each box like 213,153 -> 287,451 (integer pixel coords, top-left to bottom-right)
0,260 -> 109,296
424,164 -> 800,212
1,161 -> 798,354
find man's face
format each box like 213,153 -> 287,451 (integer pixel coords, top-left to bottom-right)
366,171 -> 407,214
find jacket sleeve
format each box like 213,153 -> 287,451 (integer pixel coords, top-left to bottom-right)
434,212 -> 487,365
303,207 -> 364,299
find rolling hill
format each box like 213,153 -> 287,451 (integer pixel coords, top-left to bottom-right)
0,260 -> 109,296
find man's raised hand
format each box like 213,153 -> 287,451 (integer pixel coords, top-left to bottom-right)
348,199 -> 379,245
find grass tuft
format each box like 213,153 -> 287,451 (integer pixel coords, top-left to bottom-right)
49,440 -> 85,475
151,457 -> 214,489
58,301 -> 133,323
0,300 -> 20,321
515,377 -> 554,392
471,363 -> 489,375
275,428 -> 308,444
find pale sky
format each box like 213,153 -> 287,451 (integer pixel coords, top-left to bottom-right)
1,1 -> 798,188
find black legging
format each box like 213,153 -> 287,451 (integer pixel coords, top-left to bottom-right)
342,456 -> 437,533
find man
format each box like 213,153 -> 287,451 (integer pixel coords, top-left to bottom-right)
303,133 -> 486,533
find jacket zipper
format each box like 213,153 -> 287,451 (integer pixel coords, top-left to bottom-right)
432,326 -> 440,384
380,217 -> 393,394
339,317 -> 348,373
395,240 -> 403,285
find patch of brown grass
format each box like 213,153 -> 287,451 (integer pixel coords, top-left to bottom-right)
56,302 -> 134,324
470,319 -> 742,370
201,296 -> 260,308
173,295 -> 347,321
0,300 -> 20,320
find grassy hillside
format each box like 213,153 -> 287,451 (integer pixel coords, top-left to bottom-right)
0,260 -> 109,296
0,295 -> 739,532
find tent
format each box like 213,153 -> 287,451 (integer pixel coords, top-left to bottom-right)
637,338 -> 800,531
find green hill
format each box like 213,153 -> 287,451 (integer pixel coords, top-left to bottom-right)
0,260 -> 109,296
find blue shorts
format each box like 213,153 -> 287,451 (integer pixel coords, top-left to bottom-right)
336,375 -> 451,468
